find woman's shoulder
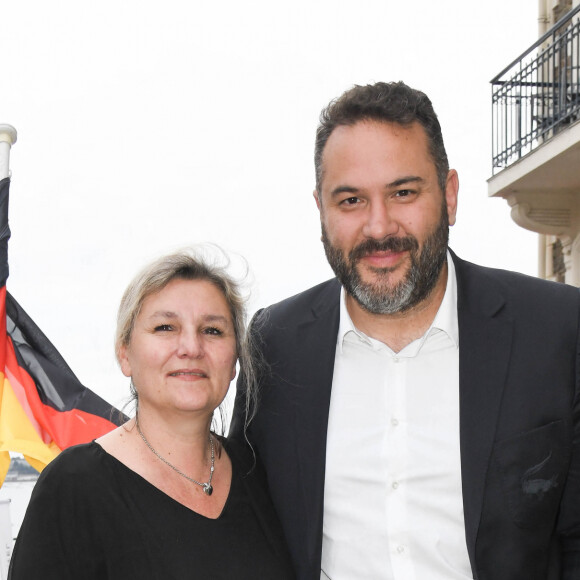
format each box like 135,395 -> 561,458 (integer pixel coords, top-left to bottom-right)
48,440 -> 105,469
35,442 -> 110,490
15,443 -> 110,528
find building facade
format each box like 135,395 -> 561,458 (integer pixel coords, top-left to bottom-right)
488,0 -> 580,284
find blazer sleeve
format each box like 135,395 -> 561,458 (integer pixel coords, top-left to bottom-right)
559,289 -> 580,579
229,369 -> 248,441
229,308 -> 265,442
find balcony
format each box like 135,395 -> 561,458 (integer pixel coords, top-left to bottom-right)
488,5 -> 580,238
491,4 -> 580,172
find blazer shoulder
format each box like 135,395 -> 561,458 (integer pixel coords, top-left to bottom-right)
452,252 -> 580,307
253,278 -> 341,329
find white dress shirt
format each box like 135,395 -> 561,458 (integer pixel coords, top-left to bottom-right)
321,255 -> 473,579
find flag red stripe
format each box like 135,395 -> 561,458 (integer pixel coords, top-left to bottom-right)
5,356 -> 48,443
4,322 -> 118,448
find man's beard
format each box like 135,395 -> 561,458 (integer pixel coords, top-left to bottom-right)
321,204 -> 449,315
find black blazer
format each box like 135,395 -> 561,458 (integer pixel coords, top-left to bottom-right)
230,252 -> 580,580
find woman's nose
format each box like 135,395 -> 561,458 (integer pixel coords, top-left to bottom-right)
176,330 -> 203,358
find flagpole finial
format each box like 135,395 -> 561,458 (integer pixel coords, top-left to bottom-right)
0,125 -> 17,147
0,125 -> 17,180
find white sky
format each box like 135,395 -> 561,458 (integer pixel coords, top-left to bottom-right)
2,0 -> 540,412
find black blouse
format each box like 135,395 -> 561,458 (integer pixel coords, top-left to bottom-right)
9,439 -> 294,579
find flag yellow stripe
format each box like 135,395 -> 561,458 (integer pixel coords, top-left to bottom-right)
0,372 -> 59,486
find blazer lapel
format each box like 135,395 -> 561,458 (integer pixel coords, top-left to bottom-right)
453,253 -> 514,568
288,279 -> 341,566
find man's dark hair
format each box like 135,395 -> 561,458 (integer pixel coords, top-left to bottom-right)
314,81 -> 449,194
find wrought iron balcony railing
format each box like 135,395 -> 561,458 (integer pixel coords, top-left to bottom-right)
491,4 -> 580,173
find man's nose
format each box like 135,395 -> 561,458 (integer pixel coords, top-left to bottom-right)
362,201 -> 398,239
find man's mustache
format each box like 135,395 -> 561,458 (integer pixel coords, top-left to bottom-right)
349,236 -> 419,262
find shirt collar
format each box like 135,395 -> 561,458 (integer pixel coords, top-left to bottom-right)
337,251 -> 459,353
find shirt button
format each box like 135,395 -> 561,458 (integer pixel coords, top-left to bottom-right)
396,545 -> 406,554
392,481 -> 399,489
393,357 -> 400,363
391,418 -> 399,427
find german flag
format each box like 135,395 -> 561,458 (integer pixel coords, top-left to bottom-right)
0,176 -> 125,486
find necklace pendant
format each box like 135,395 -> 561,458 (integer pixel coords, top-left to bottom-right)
203,483 -> 213,496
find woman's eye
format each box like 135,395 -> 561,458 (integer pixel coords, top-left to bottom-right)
154,324 -> 173,332
203,327 -> 223,336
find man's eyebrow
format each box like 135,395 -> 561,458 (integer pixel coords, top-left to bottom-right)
330,176 -> 425,197
387,176 -> 424,188
330,185 -> 359,197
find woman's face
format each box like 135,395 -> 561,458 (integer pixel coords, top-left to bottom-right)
119,278 -> 237,419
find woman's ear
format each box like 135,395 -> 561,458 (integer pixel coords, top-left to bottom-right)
118,344 -> 132,378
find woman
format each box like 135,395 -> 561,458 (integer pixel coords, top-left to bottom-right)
9,249 -> 294,579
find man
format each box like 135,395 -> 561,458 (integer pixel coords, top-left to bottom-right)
230,82 -> 580,580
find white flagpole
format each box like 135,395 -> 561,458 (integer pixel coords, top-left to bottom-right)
0,125 -> 17,180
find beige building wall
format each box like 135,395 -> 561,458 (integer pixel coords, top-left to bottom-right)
488,0 -> 580,286
539,0 -> 579,285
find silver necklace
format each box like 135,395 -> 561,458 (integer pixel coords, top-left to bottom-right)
136,419 -> 215,496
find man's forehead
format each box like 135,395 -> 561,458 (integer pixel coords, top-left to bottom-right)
319,120 -> 431,183
325,119 -> 427,148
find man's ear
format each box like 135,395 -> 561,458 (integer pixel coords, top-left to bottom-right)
445,169 -> 459,226
314,189 -> 322,211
